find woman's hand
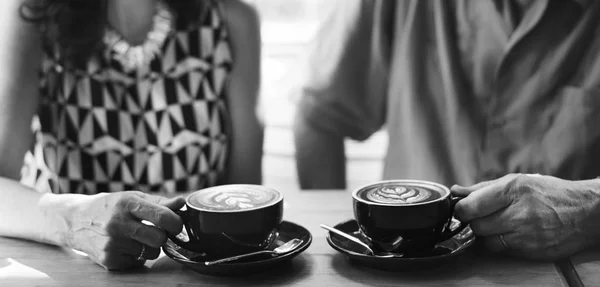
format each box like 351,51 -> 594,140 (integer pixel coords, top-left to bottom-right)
452,174 -> 600,260
67,191 -> 185,270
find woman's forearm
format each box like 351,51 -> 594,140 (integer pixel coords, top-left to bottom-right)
0,177 -> 82,247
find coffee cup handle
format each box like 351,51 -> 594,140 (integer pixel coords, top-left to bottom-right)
439,196 -> 469,242
166,209 -> 195,250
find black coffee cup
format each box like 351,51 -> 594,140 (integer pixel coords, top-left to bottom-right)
352,180 -> 467,256
168,185 -> 283,259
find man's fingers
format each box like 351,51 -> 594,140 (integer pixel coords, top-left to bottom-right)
454,181 -> 515,222
451,174 -> 520,196
451,179 -> 496,196
124,221 -> 168,248
126,197 -> 183,235
468,207 -> 515,236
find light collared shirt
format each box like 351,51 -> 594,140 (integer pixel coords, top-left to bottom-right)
297,0 -> 600,186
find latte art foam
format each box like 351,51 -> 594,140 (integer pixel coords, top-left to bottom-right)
366,186 -> 433,204
357,183 -> 443,205
189,185 -> 281,211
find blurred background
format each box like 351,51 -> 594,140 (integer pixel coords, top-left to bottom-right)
244,0 -> 389,192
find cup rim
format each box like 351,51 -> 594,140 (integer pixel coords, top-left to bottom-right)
185,184 -> 283,213
351,179 -> 450,206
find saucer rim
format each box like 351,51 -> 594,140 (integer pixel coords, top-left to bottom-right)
326,219 -> 475,262
162,220 -> 312,267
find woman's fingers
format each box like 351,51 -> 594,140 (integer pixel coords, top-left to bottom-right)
132,243 -> 160,260
115,219 -> 168,248
107,238 -> 161,260
125,195 -> 183,235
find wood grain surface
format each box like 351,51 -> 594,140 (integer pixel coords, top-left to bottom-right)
567,247 -> 600,287
0,189 -> 570,287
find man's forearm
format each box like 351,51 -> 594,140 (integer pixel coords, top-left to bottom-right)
226,126 -> 264,185
293,115 -> 346,189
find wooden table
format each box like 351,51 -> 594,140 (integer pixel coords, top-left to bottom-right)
567,248 -> 600,287
0,189 -> 571,286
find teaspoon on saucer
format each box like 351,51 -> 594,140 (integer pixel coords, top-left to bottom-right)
320,224 -> 376,255
320,224 -> 403,258
204,238 -> 304,266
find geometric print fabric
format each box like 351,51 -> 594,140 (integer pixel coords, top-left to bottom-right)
21,1 -> 232,195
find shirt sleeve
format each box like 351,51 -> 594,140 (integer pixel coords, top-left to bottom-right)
295,0 -> 394,141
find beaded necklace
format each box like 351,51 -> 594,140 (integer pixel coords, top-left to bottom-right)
103,1 -> 174,70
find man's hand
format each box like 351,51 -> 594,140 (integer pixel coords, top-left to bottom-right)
67,191 -> 185,270
452,174 -> 600,260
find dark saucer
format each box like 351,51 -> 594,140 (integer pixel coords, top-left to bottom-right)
325,219 -> 475,271
162,220 -> 312,276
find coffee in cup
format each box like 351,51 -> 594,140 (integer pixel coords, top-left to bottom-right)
352,180 -> 466,256
189,184 -> 280,211
168,185 -> 283,259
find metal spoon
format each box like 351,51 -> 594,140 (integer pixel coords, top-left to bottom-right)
320,224 -> 404,258
320,224 -> 375,256
204,238 -> 304,266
